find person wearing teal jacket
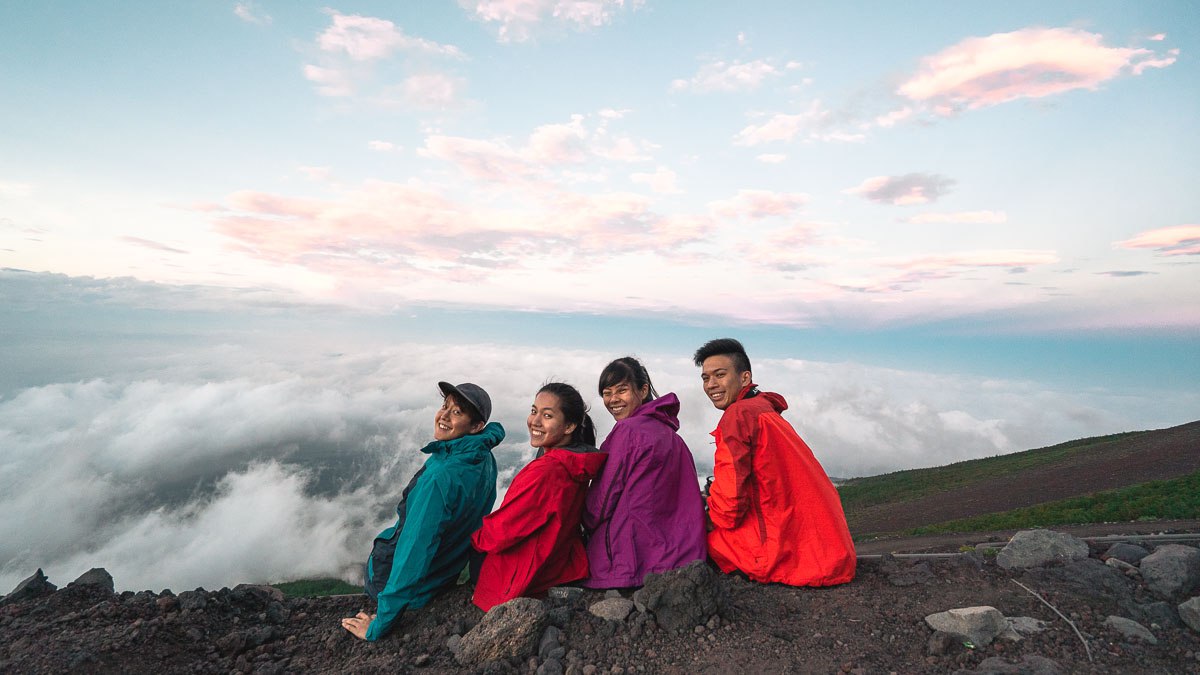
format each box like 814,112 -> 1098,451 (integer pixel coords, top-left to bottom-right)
341,382 -> 503,641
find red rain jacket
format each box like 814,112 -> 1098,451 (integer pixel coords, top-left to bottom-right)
471,446 -> 607,611
707,385 -> 855,586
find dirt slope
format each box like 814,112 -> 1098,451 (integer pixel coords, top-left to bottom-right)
848,421 -> 1200,536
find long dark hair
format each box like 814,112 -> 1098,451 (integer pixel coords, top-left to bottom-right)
597,356 -> 658,403
538,382 -> 596,447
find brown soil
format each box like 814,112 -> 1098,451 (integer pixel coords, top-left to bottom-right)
848,421 -> 1200,537
4,535 -> 1200,674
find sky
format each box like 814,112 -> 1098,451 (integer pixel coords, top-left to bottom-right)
0,2 -> 1198,592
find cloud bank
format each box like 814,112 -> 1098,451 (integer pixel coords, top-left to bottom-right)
2,311 -> 1190,594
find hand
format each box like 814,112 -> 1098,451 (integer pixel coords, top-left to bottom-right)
340,611 -> 374,640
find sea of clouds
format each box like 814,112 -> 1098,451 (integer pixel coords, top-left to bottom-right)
1,270 -> 1192,593
2,335 -> 1184,594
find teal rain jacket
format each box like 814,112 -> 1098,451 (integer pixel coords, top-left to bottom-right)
364,422 -> 503,641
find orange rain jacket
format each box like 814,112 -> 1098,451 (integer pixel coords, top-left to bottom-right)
706,385 -> 855,586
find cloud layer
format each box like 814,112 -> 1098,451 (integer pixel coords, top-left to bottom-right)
3,305 -> 1191,594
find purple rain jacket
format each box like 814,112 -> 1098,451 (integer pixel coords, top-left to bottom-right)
582,393 -> 708,588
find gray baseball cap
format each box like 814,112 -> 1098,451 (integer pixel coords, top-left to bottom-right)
437,381 -> 492,423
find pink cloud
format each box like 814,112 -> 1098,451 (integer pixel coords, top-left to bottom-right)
845,174 -> 954,206
885,250 -> 1059,270
420,135 -> 535,183
898,27 -> 1177,112
903,210 -> 1007,225
874,107 -> 914,128
670,58 -> 783,93
733,101 -> 830,146
464,0 -> 644,43
526,117 -> 589,164
732,101 -> 863,146
317,10 -> 463,61
1114,225 -> 1200,256
708,189 -> 809,219
630,167 -> 681,194
397,73 -> 467,109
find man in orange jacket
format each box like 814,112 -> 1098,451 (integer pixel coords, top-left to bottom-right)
694,338 -> 855,587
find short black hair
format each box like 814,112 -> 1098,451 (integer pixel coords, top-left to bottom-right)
597,356 -> 659,402
442,391 -> 484,426
692,338 -> 751,374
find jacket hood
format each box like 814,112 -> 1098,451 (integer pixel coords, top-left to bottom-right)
543,445 -> 607,483
421,421 -> 505,460
629,392 -> 681,431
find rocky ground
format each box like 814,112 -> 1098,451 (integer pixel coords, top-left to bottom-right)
3,531 -> 1199,674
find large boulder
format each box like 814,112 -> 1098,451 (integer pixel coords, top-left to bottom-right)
632,560 -> 727,632
996,529 -> 1088,570
457,597 -> 547,667
1139,544 -> 1200,600
924,606 -> 1007,647
71,568 -> 114,594
1179,596 -> 1200,633
1,569 -> 57,606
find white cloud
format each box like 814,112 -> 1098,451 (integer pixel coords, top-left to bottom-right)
630,166 -> 681,194
845,173 -> 955,205
903,210 -> 1007,225
463,0 -> 644,43
671,58 -> 783,93
233,2 -> 271,25
2,323 -> 1186,593
755,154 -> 787,164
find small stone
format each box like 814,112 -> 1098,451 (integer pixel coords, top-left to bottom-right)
1179,596 -> 1200,633
588,597 -> 634,622
582,665 -> 598,675
924,606 -> 1007,647
413,653 -> 430,667
548,586 -> 584,601
604,589 -> 623,599
1104,615 -> 1158,644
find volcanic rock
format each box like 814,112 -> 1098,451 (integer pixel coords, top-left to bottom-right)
632,560 -> 727,632
457,597 -> 547,666
1139,544 -> 1200,599
996,529 -> 1089,570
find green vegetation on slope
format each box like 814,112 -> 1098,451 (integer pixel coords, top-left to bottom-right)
273,578 -> 360,598
837,430 -> 1139,510
907,469 -> 1200,535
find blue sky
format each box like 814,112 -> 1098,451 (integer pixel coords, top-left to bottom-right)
0,1 -> 1197,590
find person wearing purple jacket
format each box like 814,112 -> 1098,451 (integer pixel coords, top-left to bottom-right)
582,357 -> 707,589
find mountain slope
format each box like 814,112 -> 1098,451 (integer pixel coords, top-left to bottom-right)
840,420 -> 1200,537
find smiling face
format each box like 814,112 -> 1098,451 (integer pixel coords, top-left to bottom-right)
601,379 -> 649,421
527,391 -> 576,449
434,394 -> 484,441
700,354 -> 752,411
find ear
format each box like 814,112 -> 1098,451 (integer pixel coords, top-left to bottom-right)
469,421 -> 485,434
738,370 -> 752,388
637,384 -> 650,401
564,422 -> 577,437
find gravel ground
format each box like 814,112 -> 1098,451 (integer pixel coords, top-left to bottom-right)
4,539 -> 1199,674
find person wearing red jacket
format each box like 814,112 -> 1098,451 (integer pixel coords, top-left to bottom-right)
694,338 -> 855,587
471,382 -> 607,611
